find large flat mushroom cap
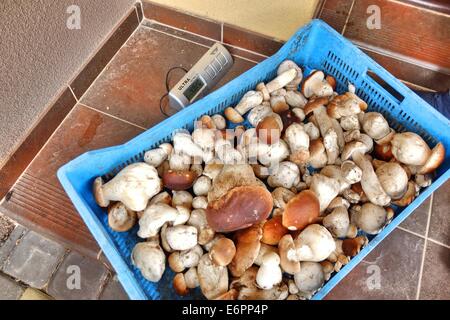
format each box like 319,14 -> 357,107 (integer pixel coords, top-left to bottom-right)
206,185 -> 273,232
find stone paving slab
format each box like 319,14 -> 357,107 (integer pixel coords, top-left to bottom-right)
0,224 -> 27,270
0,272 -> 24,300
3,230 -> 66,289
47,250 -> 109,300
99,274 -> 129,300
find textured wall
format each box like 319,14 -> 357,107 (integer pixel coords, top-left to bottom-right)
148,0 -> 319,41
0,0 -> 135,168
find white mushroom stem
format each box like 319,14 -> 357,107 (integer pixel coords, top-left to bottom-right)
173,131 -> 204,159
309,174 -> 340,212
93,163 -> 162,212
144,143 -> 172,167
235,90 -> 264,115
284,123 -> 310,165
266,68 -> 297,93
138,203 -> 187,238
247,105 -> 273,127
341,160 -> 362,184
353,152 -> 391,206
288,224 -> 336,262
277,60 -> 303,90
313,106 -> 339,164
256,252 -> 282,290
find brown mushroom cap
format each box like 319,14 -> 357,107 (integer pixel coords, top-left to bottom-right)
256,115 -> 282,145
418,142 -> 445,174
206,185 -> 273,232
279,109 -> 302,133
209,238 -> 236,266
163,170 -> 197,190
229,224 -> 263,277
262,215 -> 289,245
325,75 -> 336,90
224,107 -> 244,123
304,97 -> 329,116
107,202 -> 137,232
282,190 -> 320,231
173,273 -> 189,296
374,143 -> 393,161
342,236 -> 368,257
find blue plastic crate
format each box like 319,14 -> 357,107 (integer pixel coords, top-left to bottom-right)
57,20 -> 450,300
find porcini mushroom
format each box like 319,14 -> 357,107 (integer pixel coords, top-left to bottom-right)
93,163 -> 162,212
168,245 -> 203,273
187,209 -> 215,245
209,238 -> 236,266
235,91 -> 263,115
282,190 -> 320,231
351,203 -> 393,234
197,254 -> 229,300
229,224 -> 262,277
391,132 -> 431,166
131,238 -> 165,282
165,225 -> 198,251
376,162 -> 409,199
293,262 -> 325,299
144,143 -> 173,167
267,161 -> 300,189
278,234 -> 301,275
322,206 -> 353,238
256,252 -> 282,290
353,152 -> 391,206
266,68 -> 297,93
108,202 -> 137,232
289,224 -> 336,262
262,215 -> 289,245
301,71 -> 333,98
284,123 -> 310,165
309,174 -> 340,212
277,60 -> 303,90
361,112 -> 391,140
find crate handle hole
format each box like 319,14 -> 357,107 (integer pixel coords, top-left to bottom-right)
366,70 -> 404,103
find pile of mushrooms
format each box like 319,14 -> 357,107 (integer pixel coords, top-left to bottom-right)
93,60 -> 445,300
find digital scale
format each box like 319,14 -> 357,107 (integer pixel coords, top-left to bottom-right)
168,43 -> 233,111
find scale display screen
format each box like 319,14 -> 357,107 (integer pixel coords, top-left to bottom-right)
183,76 -> 206,102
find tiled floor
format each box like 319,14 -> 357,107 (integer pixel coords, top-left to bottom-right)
0,0 -> 449,299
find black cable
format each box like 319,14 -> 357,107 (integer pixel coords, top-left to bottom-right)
159,66 -> 188,117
